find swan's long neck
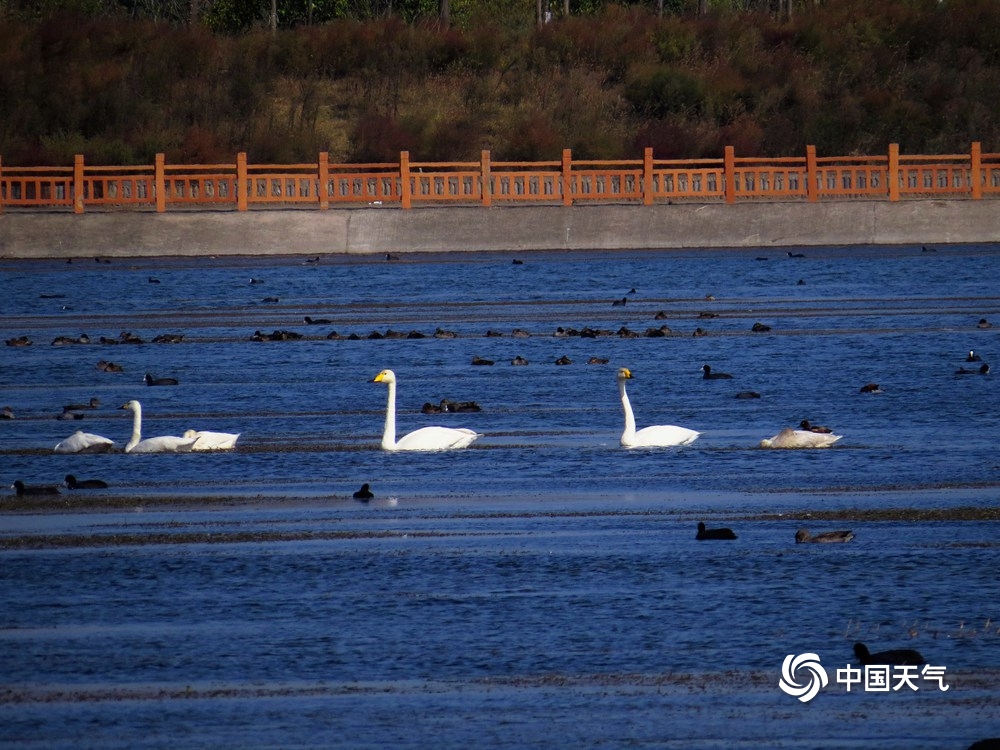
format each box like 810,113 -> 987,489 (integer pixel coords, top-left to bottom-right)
619,379 -> 636,443
381,380 -> 398,450
125,404 -> 142,452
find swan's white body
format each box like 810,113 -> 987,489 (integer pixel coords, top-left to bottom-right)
760,427 -> 842,449
120,400 -> 198,454
183,429 -> 240,451
373,369 -> 481,451
617,368 -> 700,448
54,430 -> 114,454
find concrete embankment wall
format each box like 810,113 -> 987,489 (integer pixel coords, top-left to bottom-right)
1,200 -> 998,259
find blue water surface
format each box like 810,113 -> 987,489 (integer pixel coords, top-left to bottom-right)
1,244 -> 999,748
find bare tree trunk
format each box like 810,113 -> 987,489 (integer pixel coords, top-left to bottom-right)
439,0 -> 450,26
698,0 -> 708,16
270,0 -> 277,33
536,0 -> 543,29
562,0 -> 569,17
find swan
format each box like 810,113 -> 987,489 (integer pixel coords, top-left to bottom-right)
183,429 -> 240,451
760,427 -> 842,449
54,430 -> 114,454
119,400 -> 197,454
372,369 -> 481,451
616,368 -> 700,448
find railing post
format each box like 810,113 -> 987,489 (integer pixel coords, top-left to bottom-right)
318,151 -> 329,209
155,153 -> 166,213
724,146 -> 736,204
0,154 -> 4,215
805,145 -> 818,202
400,151 -> 412,209
481,149 -> 492,207
887,143 -> 900,201
236,152 -> 248,211
74,154 -> 85,213
643,147 -> 654,206
970,141 -> 982,200
562,149 -> 573,206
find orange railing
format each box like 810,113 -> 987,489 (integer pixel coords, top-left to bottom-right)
2,143 -> 999,213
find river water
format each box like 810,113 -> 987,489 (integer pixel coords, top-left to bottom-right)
1,244 -> 999,748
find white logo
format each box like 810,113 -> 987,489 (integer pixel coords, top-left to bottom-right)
779,653 -> 829,703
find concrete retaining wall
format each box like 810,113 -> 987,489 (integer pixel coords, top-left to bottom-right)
1,200 -> 998,259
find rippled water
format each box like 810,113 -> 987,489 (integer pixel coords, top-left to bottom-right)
2,245 -> 1000,748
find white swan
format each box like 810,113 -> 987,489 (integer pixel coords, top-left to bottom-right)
760,427 -> 842,449
119,400 -> 198,454
372,369 -> 481,451
54,430 -> 114,454
183,429 -> 240,451
617,367 -> 700,447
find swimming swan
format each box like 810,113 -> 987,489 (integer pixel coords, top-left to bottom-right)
372,369 -> 481,451
119,400 -> 198,454
617,368 -> 700,448
761,427 -> 842,449
53,430 -> 115,454
183,429 -> 240,451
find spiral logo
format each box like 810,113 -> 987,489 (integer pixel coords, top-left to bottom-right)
778,653 -> 828,703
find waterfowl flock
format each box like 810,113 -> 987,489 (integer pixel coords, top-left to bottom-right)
5,258 -> 994,513
12,334 -> 994,465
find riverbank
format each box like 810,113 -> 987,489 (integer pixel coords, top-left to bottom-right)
2,200 -> 999,258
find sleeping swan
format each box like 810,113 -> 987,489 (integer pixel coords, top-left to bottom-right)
54,430 -> 114,454
119,400 -> 198,454
372,369 -> 481,451
617,367 -> 700,448
183,429 -> 240,451
760,427 -> 842,449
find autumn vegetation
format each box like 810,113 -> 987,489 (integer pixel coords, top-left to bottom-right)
1,0 -> 999,166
